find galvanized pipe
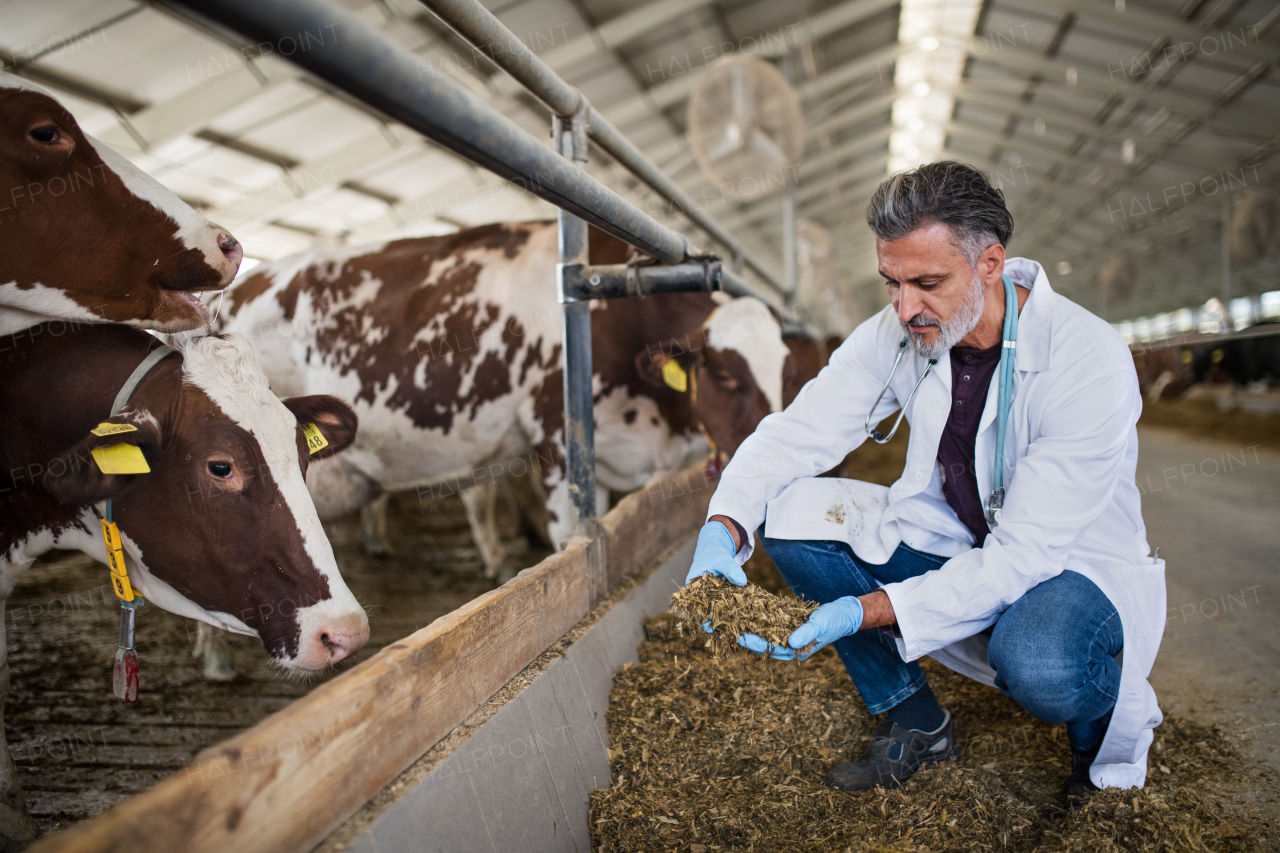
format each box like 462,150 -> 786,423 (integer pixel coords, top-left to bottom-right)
416,0 -> 786,302
419,0 -> 581,116
165,0 -> 690,264
554,108 -> 606,605
559,260 -> 722,302
582,112 -> 784,300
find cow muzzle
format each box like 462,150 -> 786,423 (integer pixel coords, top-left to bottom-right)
289,605 -> 370,670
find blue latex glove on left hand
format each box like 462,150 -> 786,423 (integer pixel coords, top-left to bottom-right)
736,596 -> 865,661
684,521 -> 747,586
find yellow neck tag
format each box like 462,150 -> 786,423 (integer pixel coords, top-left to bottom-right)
661,359 -> 689,393
91,422 -> 138,437
302,422 -> 329,455
91,443 -> 150,475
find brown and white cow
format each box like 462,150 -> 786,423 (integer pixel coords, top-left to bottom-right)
219,221 -> 815,572
0,74 -> 242,334
0,323 -> 368,845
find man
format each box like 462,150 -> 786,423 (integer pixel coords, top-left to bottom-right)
687,162 -> 1165,801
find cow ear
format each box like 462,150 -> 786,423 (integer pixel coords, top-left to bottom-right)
635,330 -> 706,388
634,348 -> 669,387
43,418 -> 162,507
284,395 -> 358,460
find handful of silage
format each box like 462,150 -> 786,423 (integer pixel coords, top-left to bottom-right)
670,575 -> 818,659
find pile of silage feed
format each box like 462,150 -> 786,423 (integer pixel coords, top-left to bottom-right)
590,614 -> 1276,852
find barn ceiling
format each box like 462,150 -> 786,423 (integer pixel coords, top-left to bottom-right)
3,0 -> 1278,333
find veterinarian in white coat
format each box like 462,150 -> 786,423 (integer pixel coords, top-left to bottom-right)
687,162 -> 1165,799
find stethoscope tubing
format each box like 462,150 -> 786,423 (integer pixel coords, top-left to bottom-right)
864,339 -> 935,444
863,275 -> 1020,526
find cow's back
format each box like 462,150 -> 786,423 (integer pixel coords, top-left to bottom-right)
227,223 -> 560,411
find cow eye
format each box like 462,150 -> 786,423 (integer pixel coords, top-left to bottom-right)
207,461 -> 234,479
29,125 -> 61,144
714,371 -> 739,389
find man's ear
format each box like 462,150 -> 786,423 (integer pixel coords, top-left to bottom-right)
284,395 -> 358,460
43,418 -> 162,507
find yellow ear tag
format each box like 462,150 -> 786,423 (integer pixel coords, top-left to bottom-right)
91,443 -> 150,475
91,422 -> 138,437
302,422 -> 329,455
661,359 -> 688,393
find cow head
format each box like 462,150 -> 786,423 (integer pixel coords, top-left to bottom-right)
0,74 -> 242,332
637,297 -> 811,457
43,333 -> 368,671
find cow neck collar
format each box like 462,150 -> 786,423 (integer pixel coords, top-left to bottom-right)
688,367 -> 727,471
103,343 -> 176,524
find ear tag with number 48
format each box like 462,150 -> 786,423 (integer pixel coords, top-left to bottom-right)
661,359 -> 688,393
91,443 -> 150,475
302,422 -> 329,455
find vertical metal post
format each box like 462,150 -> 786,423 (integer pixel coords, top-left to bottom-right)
556,106 -> 605,606
1222,194 -> 1233,330
783,179 -> 798,300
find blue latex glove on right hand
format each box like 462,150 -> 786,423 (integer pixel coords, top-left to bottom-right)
684,521 -> 747,586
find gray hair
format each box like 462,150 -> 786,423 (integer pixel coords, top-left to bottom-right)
865,161 -> 1014,266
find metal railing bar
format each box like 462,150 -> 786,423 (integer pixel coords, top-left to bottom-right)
416,0 -> 787,303
165,0 -> 693,265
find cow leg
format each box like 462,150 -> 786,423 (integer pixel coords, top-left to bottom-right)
508,468 -> 552,549
359,493 -> 394,557
544,481 -> 608,551
193,622 -> 236,681
461,483 -> 508,580
0,600 -> 39,850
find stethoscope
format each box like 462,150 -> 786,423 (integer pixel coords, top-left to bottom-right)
864,274 -> 1020,528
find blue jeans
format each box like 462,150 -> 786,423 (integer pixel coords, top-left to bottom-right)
759,534 -> 1123,750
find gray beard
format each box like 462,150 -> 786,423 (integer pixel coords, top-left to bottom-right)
903,273 -> 986,361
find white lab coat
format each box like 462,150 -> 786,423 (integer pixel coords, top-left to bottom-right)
708,258 -> 1165,789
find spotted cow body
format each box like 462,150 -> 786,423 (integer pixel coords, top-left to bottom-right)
223,222 -> 728,551
223,223 -> 818,571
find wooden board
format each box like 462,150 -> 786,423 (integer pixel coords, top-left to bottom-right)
29,462 -> 713,853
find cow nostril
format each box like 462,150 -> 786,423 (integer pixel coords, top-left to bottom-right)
218,233 -> 243,266
320,632 -> 333,650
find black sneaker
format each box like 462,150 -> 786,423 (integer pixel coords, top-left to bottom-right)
825,710 -> 959,791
